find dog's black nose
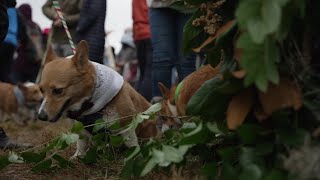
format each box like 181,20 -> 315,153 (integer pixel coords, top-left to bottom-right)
38,110 -> 48,121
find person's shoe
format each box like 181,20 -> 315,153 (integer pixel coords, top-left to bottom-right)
0,128 -> 33,150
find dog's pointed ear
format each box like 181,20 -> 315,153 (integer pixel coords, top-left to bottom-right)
72,40 -> 89,70
158,82 -> 169,99
44,45 -> 57,64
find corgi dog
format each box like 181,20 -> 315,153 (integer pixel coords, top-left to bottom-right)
0,82 -> 43,125
38,40 -> 158,158
158,64 -> 220,131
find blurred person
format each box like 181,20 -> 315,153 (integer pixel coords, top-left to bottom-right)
0,0 -> 26,83
11,4 -> 44,83
0,0 -> 32,149
132,0 -> 153,101
42,28 -> 51,49
42,0 -> 82,57
75,0 -> 106,64
116,30 -> 139,87
147,0 -> 196,99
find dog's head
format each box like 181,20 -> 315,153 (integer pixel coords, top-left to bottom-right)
158,82 -> 181,132
18,82 -> 43,106
38,40 -> 96,122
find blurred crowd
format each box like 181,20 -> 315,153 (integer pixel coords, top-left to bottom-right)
0,0 -> 200,102
0,0 -> 201,149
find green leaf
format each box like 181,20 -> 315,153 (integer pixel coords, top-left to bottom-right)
180,123 -> 211,145
200,162 -> 218,178
8,152 -> 24,163
236,0 -> 261,28
31,159 -> 52,172
120,158 -> 135,178
207,122 -> 224,135
221,163 -> 237,180
140,157 -> 157,177
93,119 -> 105,133
237,124 -> 263,144
239,164 -> 263,180
187,76 -> 242,120
162,145 -> 191,165
91,133 -> 105,145
239,147 -> 264,168
262,0 -> 281,34
183,10 -> 208,53
107,121 -> 121,130
237,33 -> 279,92
21,152 -> 46,163
61,133 -> 79,145
124,146 -> 141,162
206,50 -> 222,67
218,147 -> 237,162
110,135 -> 124,147
256,142 -> 274,156
143,102 -> 162,115
0,155 -> 10,170
184,0 -> 208,5
277,128 -> 307,146
80,147 -> 97,164
169,1 -> 197,13
247,18 -> 268,44
71,120 -> 84,133
52,154 -> 70,168
264,169 -> 287,180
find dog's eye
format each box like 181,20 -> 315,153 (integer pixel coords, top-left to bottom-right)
52,88 -> 63,95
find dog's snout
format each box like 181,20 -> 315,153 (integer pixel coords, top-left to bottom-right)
38,110 -> 48,121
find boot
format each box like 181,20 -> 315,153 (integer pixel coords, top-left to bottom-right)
0,127 -> 33,150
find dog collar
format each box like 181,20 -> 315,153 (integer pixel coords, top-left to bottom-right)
13,86 -> 25,105
82,62 -> 124,116
174,81 -> 183,104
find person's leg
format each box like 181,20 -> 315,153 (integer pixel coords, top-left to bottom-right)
0,43 -> 15,83
149,8 -> 176,97
175,12 -> 196,81
135,38 -> 153,101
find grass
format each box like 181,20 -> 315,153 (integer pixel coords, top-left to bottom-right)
0,119 -> 204,179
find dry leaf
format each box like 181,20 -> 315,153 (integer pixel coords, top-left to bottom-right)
193,20 -> 236,53
258,78 -> 303,116
232,69 -> 246,79
234,48 -> 243,63
227,88 -> 254,130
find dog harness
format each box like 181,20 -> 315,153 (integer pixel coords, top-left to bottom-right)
83,62 -> 124,116
75,62 -> 124,134
13,86 -> 25,105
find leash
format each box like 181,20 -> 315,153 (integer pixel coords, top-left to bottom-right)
52,0 -> 76,54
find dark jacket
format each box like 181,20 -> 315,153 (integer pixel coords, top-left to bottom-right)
75,0 -> 106,64
12,4 -> 41,82
0,2 -> 8,43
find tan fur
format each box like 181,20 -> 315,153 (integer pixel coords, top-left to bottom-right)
39,40 -> 158,157
159,64 -> 220,129
0,82 -> 43,125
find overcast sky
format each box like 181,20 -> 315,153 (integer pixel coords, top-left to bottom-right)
17,0 -> 133,53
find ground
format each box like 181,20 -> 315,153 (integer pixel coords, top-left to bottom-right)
0,119 -> 123,179
0,120 -> 203,180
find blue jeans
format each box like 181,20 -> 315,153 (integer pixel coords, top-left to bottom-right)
149,8 -> 196,97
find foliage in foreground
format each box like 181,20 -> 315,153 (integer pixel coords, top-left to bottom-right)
2,0 -> 320,179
